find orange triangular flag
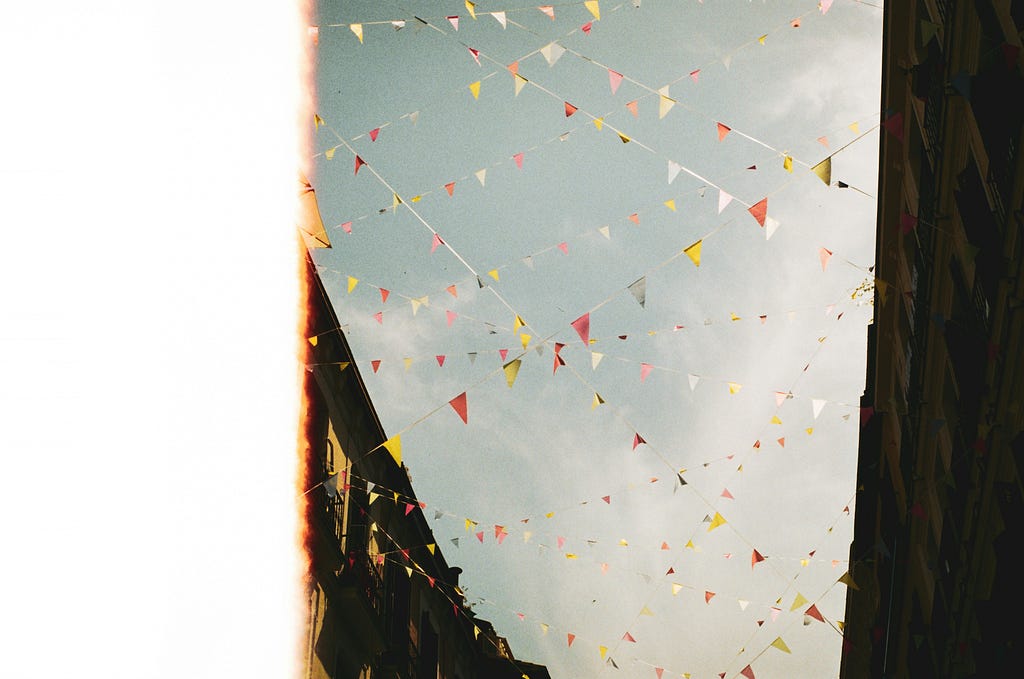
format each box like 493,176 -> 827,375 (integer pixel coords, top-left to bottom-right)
748,197 -> 768,226
446,284 -> 458,298
449,392 -> 468,423
777,437 -> 785,447
705,591 -> 715,604
445,182 -> 455,196
626,100 -> 638,117
538,5 -> 555,19
751,549 -> 765,568
567,633 -> 576,647
717,122 -> 731,140
565,101 -> 578,117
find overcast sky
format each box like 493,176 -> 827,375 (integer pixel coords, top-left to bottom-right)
309,1 -> 883,677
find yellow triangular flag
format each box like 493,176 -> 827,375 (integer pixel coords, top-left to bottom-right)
383,435 -> 402,466
592,393 -> 605,409
308,336 -> 318,346
403,357 -> 413,372
617,132 -> 631,144
619,539 -> 628,546
837,621 -> 845,632
513,314 -> 526,333
758,34 -> 767,45
770,415 -> 782,424
488,269 -> 500,281
504,359 -> 522,387
684,539 -> 696,550
671,583 -> 683,595
599,646 -> 608,659
707,512 -> 726,531
728,382 -> 742,394
838,572 -> 860,590
790,592 -> 808,611
683,239 -> 702,267
520,333 -> 531,350
465,518 -> 476,531
806,427 -> 814,435
593,117 -> 604,131
514,74 -> 527,96
811,157 -> 832,185
392,193 -> 402,210
325,146 -> 335,160
541,623 -> 549,633
658,87 -> 675,119
469,81 -> 481,99
314,114 -> 324,129
465,0 -> 477,19
369,491 -> 379,504
350,24 -> 364,43
410,297 -> 423,315
584,0 -> 600,20
347,276 -> 358,293
639,605 -> 654,616
849,121 -> 860,134
730,312 -> 740,321
427,543 -> 435,554
664,199 -> 676,212
411,195 -> 421,203
405,566 -> 413,577
783,155 -> 793,172
770,637 -> 791,654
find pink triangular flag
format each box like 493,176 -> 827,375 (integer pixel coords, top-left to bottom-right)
571,313 -> 590,344
431,233 -> 444,253
817,135 -> 829,147
447,15 -> 459,30
602,495 -> 610,504
513,152 -> 524,169
557,536 -> 565,549
497,531 -> 507,544
341,221 -> 352,234
608,69 -> 624,94
626,100 -> 638,117
640,363 -> 653,382
820,0 -> 834,14
689,69 -> 700,83
632,433 -> 646,450
717,122 -> 731,140
819,247 -> 833,271
436,355 -> 446,367
748,197 -> 768,227
721,488 -> 734,499
475,530 -> 484,542
373,312 -> 383,325
623,632 -> 636,642
446,310 -> 458,327
499,349 -> 509,362
775,391 -> 788,407
449,393 -> 467,423
369,127 -> 380,141
405,503 -> 415,515
467,47 -> 480,65
581,21 -> 592,34
558,242 -> 568,254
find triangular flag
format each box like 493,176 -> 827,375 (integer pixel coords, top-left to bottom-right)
431,233 -> 444,253
740,665 -> 755,679
748,198 -> 768,227
758,34 -> 767,45
683,240 -> 702,267
632,433 -> 646,450
465,0 -> 477,18
571,313 -> 590,344
447,15 -> 459,30
608,69 -> 624,94
354,155 -> 366,175
628,277 -> 646,307
882,112 -> 904,140
705,591 -> 715,604
738,600 -> 749,610
492,11 -> 507,28
598,225 -> 610,239
350,23 -> 364,43
599,646 -> 608,659
488,269 -> 499,281
777,437 -> 785,447
445,284 -> 458,298
658,87 -> 675,118
765,216 -> 780,240
623,632 -> 636,642
718,189 -> 732,213
467,47 -> 480,65
728,382 -> 742,394
581,21 -> 592,34
628,213 -> 639,225
717,122 -> 731,140
324,146 -> 335,160
617,132 -> 631,144
667,160 -> 682,184
341,220 -> 352,234
771,637 -> 791,654
564,101 -> 578,117
538,5 -> 555,19
812,399 -> 826,418
520,334 -> 531,350
514,74 -> 528,96
347,276 -> 358,293
557,241 -> 568,254
655,669 -> 664,679
468,81 -> 481,99
380,288 -> 390,303
591,352 -> 604,370
820,0 -> 834,13
626,100 -> 638,117
513,314 -> 526,334
838,572 -> 860,590
689,68 -> 700,83
499,349 -> 509,362
819,247 -> 833,271
639,363 -> 653,383
448,392 -> 468,423
370,359 -> 381,373
368,127 -> 380,142
708,512 -> 726,531
373,312 -> 383,325
811,157 -> 832,185
721,488 -> 734,499
513,152 -> 524,169
585,0 -> 600,20
445,310 -> 458,327
567,633 -> 576,647
541,42 -> 565,66
593,117 -> 604,131
503,359 -> 522,387
475,169 -> 487,186
770,415 -> 782,424
688,374 -> 699,391
664,199 -> 676,212
790,593 -> 808,611
774,391 -> 788,407
751,549 -> 765,568
383,435 -> 402,466
805,604 -> 825,623
783,155 -> 793,172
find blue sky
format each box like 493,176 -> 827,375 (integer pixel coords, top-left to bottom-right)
311,1 -> 884,677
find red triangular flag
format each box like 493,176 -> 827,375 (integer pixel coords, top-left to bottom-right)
571,313 -> 590,344
405,503 -> 415,515
660,542 -> 670,550
751,549 -> 765,568
717,122 -> 731,140
373,312 -> 383,325
882,112 -> 904,141
380,288 -> 390,303
805,604 -> 825,622
369,127 -> 380,141
632,433 -> 646,450
467,47 -> 480,65
513,152 -> 524,169
371,360 -> 381,373
499,349 -> 509,362
740,665 -> 755,679
753,440 -> 761,448
436,355 -> 446,367
354,155 -> 366,174
581,21 -> 592,34
665,566 -> 674,574
602,495 -> 610,504
445,182 -> 455,196
567,633 -> 576,647
475,531 -> 484,542
449,392 -> 468,423
565,101 -> 578,117
341,221 -> 352,234
748,198 -> 768,227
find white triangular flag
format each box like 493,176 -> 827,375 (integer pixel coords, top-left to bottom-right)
540,42 -> 566,66
718,189 -> 732,214
812,399 -> 826,419
667,160 -> 682,185
765,216 -> 780,240
475,168 -> 487,186
688,374 -> 699,391
591,352 -> 604,370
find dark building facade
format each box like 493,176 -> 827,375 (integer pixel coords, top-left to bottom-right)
300,250 -> 551,679
841,1 -> 1024,677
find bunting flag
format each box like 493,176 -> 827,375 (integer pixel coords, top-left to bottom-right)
664,199 -> 676,212
811,157 -> 832,185
464,0 -> 477,18
371,359 -> 381,373
564,101 -> 578,117
740,665 -> 755,679
790,593 -> 808,611
751,549 -> 765,568
727,382 -> 742,394
467,47 -> 480,65
571,313 -> 590,344
718,189 -> 732,213
513,152 -> 524,169
492,11 -> 506,28
354,155 -> 366,175
447,15 -> 459,30
783,155 -> 793,172
538,5 -> 555,19
683,240 -> 702,267
628,277 -> 646,307
632,433 -> 646,450
626,100 -> 638,117
623,632 -> 636,642
514,74 -> 528,96
431,233 -> 444,253
640,363 -> 653,382
591,392 -> 605,409
346,276 -> 358,293
608,69 -> 624,94
475,169 -> 487,186
688,374 -> 699,391
812,398 -> 827,418
503,359 -> 522,387
469,81 -> 481,99
591,352 -> 604,370
449,392 -> 468,423
819,247 -> 833,271
748,198 -> 768,227
838,572 -> 860,589
771,637 -> 791,654
667,160 -> 682,184
805,604 -> 825,623
707,512 -> 726,531
716,122 -> 731,140
705,591 -> 715,604
658,86 -> 675,119
581,21 -> 592,35
690,69 -> 700,82
350,23 -> 364,43
541,42 -> 566,66
617,132 -> 631,144
567,633 -> 576,647
593,117 -> 604,130
383,435 -> 402,466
